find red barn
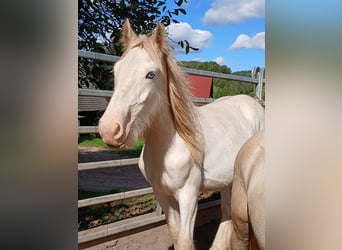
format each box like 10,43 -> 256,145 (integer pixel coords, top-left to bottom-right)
187,74 -> 213,106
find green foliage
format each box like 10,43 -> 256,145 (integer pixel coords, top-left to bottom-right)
118,138 -> 145,158
181,60 -> 231,74
78,135 -> 108,148
213,70 -> 256,98
79,0 -> 189,53
78,0 -> 192,90
78,135 -> 145,157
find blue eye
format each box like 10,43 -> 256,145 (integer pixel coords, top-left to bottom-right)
145,71 -> 156,79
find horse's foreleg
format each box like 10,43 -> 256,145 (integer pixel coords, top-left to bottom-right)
167,204 -> 181,247
176,188 -> 198,250
210,187 -> 232,250
157,195 -> 181,248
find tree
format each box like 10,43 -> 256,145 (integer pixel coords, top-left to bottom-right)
78,0 -> 191,90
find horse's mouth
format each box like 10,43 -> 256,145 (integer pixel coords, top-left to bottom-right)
106,142 -> 124,149
104,134 -> 131,149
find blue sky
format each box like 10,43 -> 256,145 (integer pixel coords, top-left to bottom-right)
166,0 -> 265,72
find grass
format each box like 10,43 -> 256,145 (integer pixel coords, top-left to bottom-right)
78,135 -> 109,148
78,135 -> 145,157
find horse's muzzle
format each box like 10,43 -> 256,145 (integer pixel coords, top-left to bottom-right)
98,119 -> 126,148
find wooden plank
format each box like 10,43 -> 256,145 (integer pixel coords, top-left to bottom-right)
78,212 -> 166,244
78,199 -> 221,245
78,187 -> 153,208
78,50 -> 120,63
78,50 -> 263,84
78,158 -> 140,171
78,88 -> 113,97
182,67 -> 259,84
192,97 -> 215,103
78,126 -> 99,134
78,89 -> 213,103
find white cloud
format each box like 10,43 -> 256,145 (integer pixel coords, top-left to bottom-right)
203,0 -> 265,25
213,56 -> 224,64
191,58 -> 203,62
229,32 -> 265,50
167,22 -> 213,53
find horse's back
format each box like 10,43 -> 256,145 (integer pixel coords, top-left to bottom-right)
199,94 -> 264,130
220,95 -> 264,129
198,94 -> 264,130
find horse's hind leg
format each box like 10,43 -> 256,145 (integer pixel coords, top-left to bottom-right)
210,186 -> 232,250
230,175 -> 249,250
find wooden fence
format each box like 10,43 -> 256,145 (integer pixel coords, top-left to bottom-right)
78,50 -> 265,245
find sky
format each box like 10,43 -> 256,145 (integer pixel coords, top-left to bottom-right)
166,0 -> 265,72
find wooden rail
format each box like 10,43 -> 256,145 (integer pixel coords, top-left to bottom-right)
78,50 -> 264,85
78,199 -> 221,246
78,158 -> 139,171
78,187 -> 153,208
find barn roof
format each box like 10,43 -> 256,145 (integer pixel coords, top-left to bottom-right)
187,74 -> 213,98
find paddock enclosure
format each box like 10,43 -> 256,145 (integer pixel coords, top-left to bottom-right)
78,50 -> 265,249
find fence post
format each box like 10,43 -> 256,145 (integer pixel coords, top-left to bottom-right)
155,203 -> 163,217
252,67 -> 265,100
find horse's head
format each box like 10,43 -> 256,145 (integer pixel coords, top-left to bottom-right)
99,20 -> 168,148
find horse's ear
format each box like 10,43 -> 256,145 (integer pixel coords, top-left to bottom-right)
153,23 -> 166,49
120,19 -> 137,48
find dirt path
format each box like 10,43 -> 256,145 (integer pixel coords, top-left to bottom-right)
78,146 -> 150,192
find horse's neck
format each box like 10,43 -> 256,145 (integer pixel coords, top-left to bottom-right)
144,105 -> 176,151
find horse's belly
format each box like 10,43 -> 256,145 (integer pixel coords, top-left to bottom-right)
201,160 -> 234,191
199,128 -> 250,191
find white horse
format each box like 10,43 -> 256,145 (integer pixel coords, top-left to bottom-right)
227,131 -> 265,250
99,20 -> 265,250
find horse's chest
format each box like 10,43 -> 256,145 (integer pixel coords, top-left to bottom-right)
138,150 -> 197,195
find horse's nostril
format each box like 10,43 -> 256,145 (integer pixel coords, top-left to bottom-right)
113,123 -> 121,136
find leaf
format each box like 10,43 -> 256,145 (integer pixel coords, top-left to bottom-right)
175,0 -> 183,6
158,1 -> 166,7
185,45 -> 189,54
178,8 -> 186,15
184,40 -> 189,47
190,46 -> 199,51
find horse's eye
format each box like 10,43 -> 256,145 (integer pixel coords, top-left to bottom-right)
145,71 -> 156,79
